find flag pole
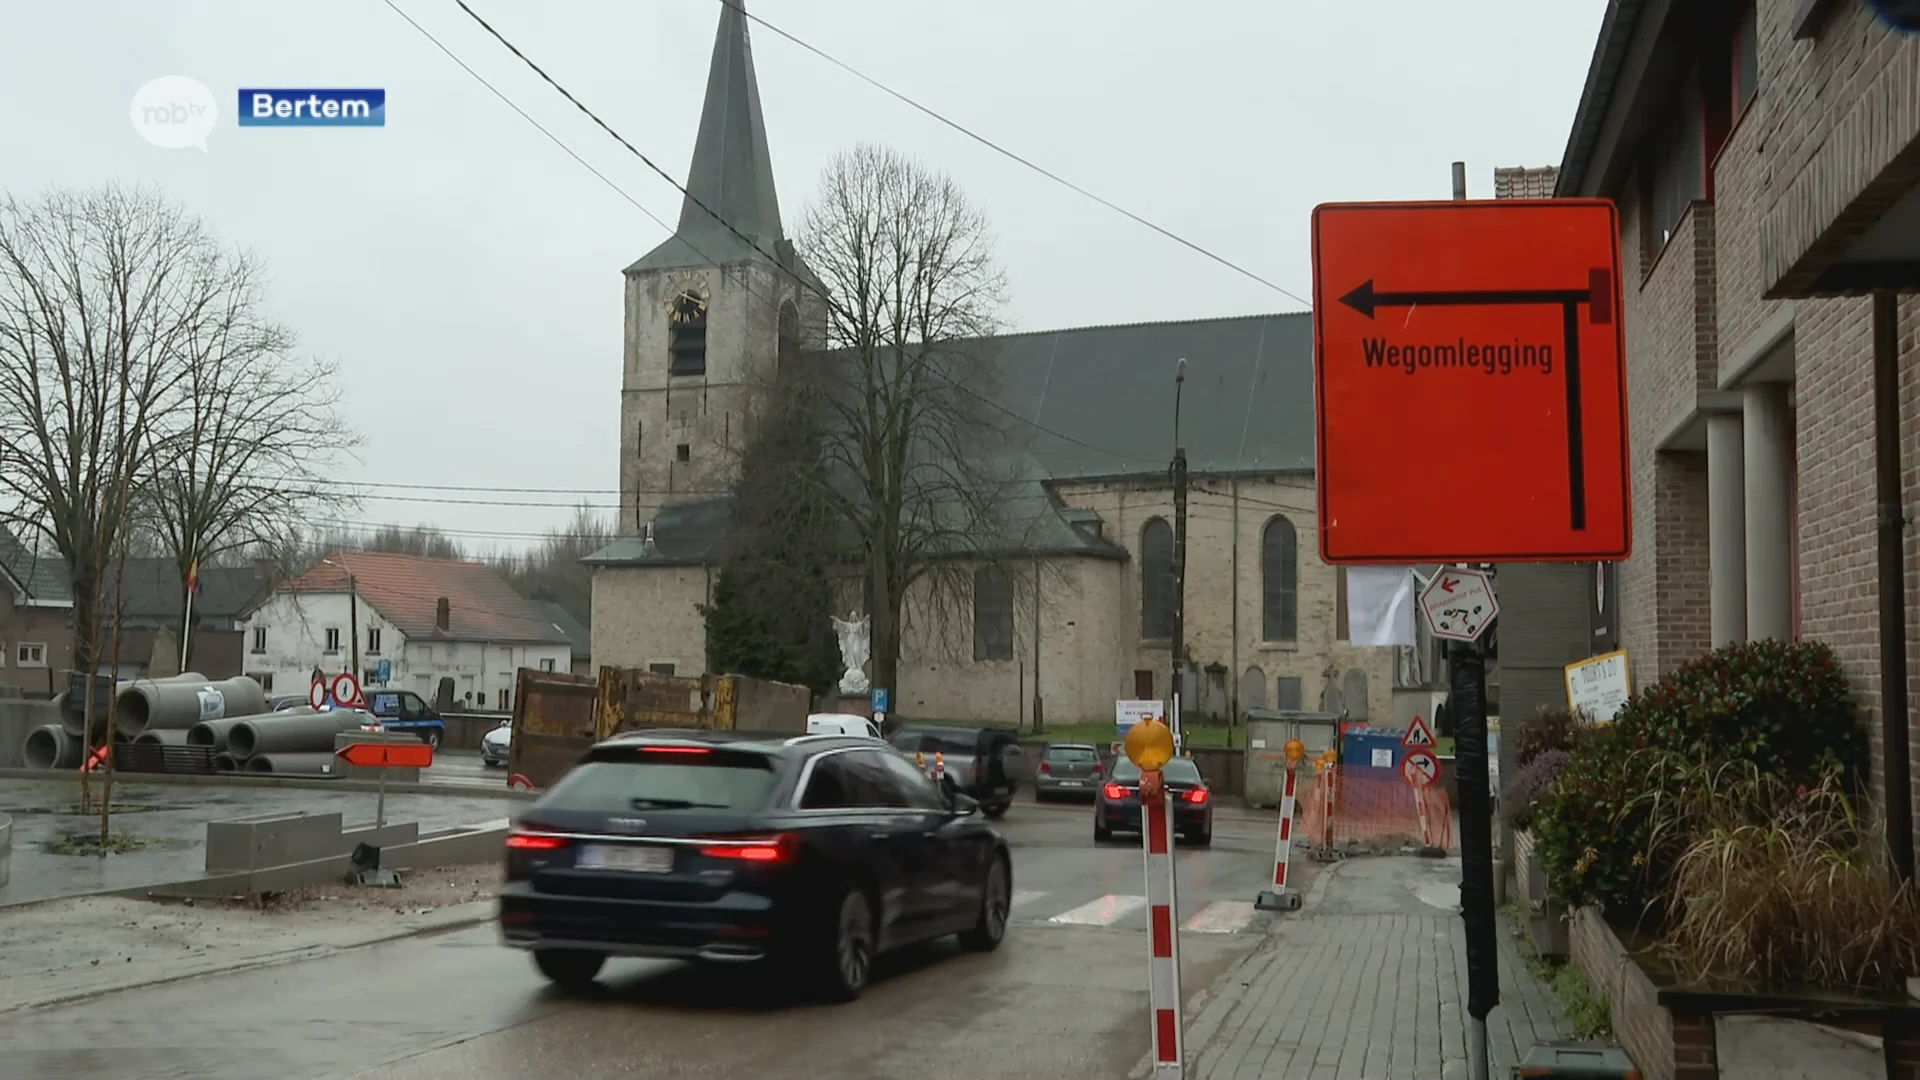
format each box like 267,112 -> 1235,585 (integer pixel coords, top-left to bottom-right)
179,560 -> 197,671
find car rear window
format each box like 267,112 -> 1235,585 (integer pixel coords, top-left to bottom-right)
538,751 -> 778,812
1046,746 -> 1097,762
1109,758 -> 1203,784
893,729 -> 978,755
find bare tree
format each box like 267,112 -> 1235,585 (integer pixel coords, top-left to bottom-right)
793,144 -> 1014,698
0,185 -> 216,678
490,502 -> 613,626
139,251 -> 355,639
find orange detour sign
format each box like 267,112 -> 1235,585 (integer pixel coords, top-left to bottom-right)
1311,199 -> 1631,564
335,741 -> 434,770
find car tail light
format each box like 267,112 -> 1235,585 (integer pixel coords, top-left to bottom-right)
1091,762 -> 1103,778
642,746 -> 710,756
1038,761 -> 1051,775
1103,783 -> 1130,800
505,831 -> 568,851
700,833 -> 798,864
1185,788 -> 1210,805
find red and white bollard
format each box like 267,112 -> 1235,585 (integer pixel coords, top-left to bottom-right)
1254,758 -> 1303,912
1141,768 -> 1185,1077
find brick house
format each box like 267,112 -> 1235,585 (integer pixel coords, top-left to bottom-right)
1556,0 -> 1920,847
1555,1 -> 1920,1072
0,527 -> 72,697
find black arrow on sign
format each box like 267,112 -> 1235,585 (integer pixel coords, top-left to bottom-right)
1338,269 -> 1613,531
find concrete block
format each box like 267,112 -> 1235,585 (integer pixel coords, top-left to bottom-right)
135,820 -> 510,898
341,821 -> 420,850
204,811 -> 346,873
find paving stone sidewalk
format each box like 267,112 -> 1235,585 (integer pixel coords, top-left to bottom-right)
1164,857 -> 1572,1080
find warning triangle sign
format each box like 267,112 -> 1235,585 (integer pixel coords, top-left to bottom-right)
1401,714 -> 1438,749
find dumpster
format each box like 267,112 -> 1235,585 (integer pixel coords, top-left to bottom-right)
1342,726 -> 1408,772
1242,709 -> 1340,808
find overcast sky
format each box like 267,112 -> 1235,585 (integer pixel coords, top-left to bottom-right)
2,0 -> 1604,553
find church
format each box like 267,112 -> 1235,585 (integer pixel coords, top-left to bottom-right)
585,2 -> 1429,727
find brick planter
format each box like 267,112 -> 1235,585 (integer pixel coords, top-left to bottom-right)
1570,905 -> 1920,1080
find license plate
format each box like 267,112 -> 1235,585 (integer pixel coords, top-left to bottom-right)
995,786 -> 1010,794
576,844 -> 673,873
1058,780 -> 1082,787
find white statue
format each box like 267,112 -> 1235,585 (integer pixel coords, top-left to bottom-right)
831,611 -> 872,695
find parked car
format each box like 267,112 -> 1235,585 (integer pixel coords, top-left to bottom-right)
1034,742 -> 1104,802
360,689 -> 447,750
886,724 -> 1020,819
1093,756 -> 1213,846
806,713 -> 882,739
480,719 -> 511,767
498,730 -> 1013,1001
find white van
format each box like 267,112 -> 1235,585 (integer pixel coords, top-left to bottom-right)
806,713 -> 883,740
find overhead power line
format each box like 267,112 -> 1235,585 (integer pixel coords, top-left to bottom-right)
716,0 -> 1312,309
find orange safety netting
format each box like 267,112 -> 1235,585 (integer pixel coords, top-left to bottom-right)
1297,764 -> 1455,855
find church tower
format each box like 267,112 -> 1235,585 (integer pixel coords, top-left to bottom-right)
619,0 -> 826,534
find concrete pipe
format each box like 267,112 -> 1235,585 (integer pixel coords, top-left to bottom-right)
116,675 -> 268,738
227,713 -> 368,758
189,709 -> 320,754
22,724 -> 81,770
212,752 -> 240,772
242,752 -> 340,776
133,728 -> 190,745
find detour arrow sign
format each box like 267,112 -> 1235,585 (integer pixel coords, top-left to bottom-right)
335,741 -> 434,770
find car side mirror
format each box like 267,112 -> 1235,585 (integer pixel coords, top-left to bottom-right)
949,791 -> 979,816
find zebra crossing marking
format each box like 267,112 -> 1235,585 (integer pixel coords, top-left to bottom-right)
1047,894 -> 1148,926
1028,893 -> 1265,933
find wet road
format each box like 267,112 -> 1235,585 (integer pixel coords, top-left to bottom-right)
0,801 -> 1288,1079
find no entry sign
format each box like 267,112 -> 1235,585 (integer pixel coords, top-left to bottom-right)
1311,199 -> 1632,564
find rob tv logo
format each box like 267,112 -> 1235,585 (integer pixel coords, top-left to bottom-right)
239,88 -> 386,127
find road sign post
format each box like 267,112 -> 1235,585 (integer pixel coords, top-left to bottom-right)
1124,719 -> 1184,1078
335,741 -> 434,831
1312,197 -> 1627,1080
1255,739 -> 1308,913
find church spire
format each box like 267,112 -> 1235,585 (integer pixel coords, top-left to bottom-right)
628,0 -> 785,273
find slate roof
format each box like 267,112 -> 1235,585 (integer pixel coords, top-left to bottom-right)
627,0 -> 787,275
283,551 -> 571,646
0,526 -> 72,604
530,600 -> 592,657
97,560 -> 267,627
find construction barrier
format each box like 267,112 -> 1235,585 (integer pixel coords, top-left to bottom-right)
1141,775 -> 1184,1077
1299,764 -> 1454,856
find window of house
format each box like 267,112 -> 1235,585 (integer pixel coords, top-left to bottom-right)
251,626 -> 267,653
1733,2 -> 1758,118
540,658 -> 556,672
648,662 -> 676,676
324,628 -> 341,653
1276,676 -> 1303,712
1262,516 -> 1299,642
1140,518 -> 1175,640
367,628 -> 381,654
247,671 -> 274,692
668,289 -> 708,376
675,443 -> 691,463
777,300 -> 800,376
1640,76 -> 1706,259
972,565 -> 1015,661
16,642 -> 46,668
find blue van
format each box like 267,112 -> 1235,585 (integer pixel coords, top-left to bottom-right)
362,689 -> 447,750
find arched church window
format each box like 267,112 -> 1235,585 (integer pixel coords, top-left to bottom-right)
668,289 -> 708,376
1262,516 -> 1298,642
778,300 -> 799,377
1141,517 -> 1174,640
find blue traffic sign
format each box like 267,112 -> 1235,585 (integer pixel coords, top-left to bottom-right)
873,688 -> 890,713
376,658 -> 392,684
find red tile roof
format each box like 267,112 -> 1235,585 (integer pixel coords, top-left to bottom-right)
1492,166 -> 1559,199
283,551 -> 571,645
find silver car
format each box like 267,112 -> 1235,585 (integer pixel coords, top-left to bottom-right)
1034,742 -> 1104,801
480,720 -> 512,767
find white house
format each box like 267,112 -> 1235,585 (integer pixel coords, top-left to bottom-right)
240,550 -> 572,708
